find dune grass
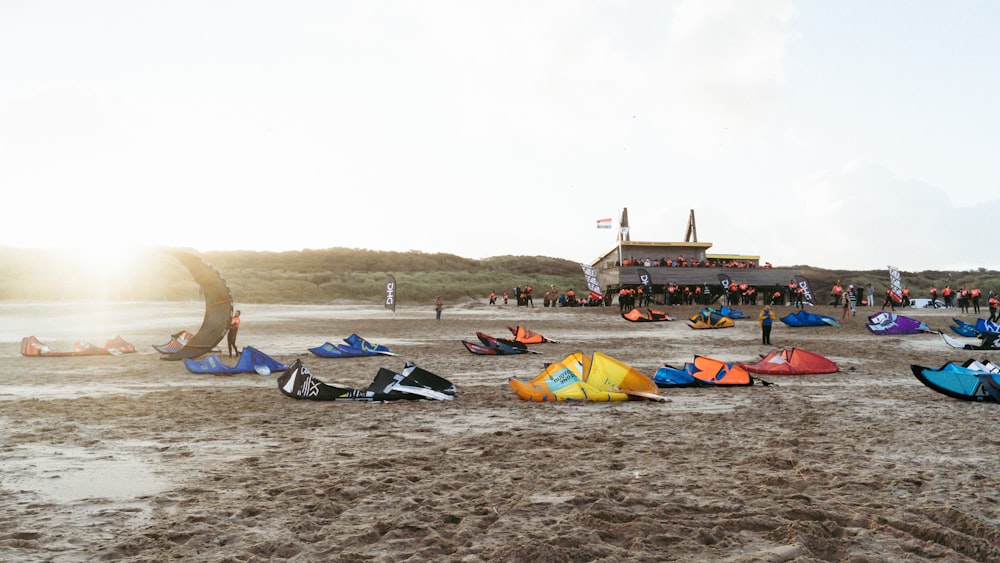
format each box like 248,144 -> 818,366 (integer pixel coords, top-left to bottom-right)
1,247 -> 997,306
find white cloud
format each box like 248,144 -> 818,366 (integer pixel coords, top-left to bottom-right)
750,161 -> 996,271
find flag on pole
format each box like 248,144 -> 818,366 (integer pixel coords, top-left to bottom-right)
793,274 -> 817,305
888,265 -> 902,296
596,218 -> 612,229
580,263 -> 602,299
384,274 -> 396,312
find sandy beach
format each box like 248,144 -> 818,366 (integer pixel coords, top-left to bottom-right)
2,300 -> 999,562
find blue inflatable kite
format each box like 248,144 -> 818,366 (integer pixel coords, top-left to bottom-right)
780,310 -> 840,327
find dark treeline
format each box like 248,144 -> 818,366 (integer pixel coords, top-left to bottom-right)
1,246 -> 997,306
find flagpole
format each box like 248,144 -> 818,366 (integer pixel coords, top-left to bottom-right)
617,209 -> 623,267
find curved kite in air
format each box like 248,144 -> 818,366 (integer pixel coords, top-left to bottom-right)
508,351 -> 664,402
622,308 -> 674,322
161,250 -> 234,361
910,359 -> 1000,402
865,312 -> 932,335
277,359 -> 456,401
183,346 -> 287,375
781,310 -> 840,327
654,355 -> 754,387
21,335 -> 136,357
737,348 -> 839,375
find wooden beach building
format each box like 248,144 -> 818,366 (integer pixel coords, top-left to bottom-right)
590,209 -> 799,301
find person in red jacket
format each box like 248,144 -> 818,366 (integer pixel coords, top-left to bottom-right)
227,310 -> 241,357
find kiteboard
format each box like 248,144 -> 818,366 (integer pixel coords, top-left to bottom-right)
620,390 -> 670,402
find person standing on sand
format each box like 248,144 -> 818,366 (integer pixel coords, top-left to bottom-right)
758,305 -> 776,345
489,290 -> 496,305
227,310 -> 241,357
881,289 -> 896,311
435,296 -> 443,320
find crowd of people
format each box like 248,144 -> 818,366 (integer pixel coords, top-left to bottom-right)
480,279 -> 998,321
821,281 -> 997,320
618,256 -> 771,269
930,285 -> 988,314
487,285 -> 603,309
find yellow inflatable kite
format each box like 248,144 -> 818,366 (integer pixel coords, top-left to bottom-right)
508,351 -> 665,402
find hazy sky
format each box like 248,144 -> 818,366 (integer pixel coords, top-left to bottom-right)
3,0 -> 998,271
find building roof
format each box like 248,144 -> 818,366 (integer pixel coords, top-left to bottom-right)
592,241 -> 714,266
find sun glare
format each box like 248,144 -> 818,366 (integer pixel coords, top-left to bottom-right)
64,245 -> 140,278
51,245 -> 153,301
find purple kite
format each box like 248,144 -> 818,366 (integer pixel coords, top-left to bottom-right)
865,312 -> 932,335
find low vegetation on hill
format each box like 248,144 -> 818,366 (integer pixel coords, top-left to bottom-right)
0,247 -> 997,305
794,266 -> 1000,305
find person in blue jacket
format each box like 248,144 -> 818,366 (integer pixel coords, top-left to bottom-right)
758,305 -> 776,345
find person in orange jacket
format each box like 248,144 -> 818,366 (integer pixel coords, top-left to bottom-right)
832,281 -> 843,307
